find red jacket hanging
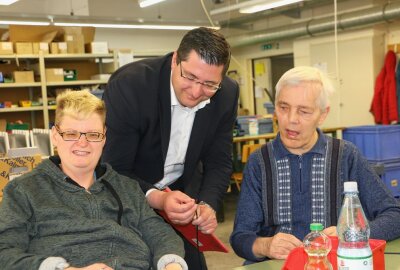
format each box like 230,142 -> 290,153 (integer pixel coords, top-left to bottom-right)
370,50 -> 398,124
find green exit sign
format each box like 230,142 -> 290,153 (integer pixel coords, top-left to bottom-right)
262,44 -> 273,50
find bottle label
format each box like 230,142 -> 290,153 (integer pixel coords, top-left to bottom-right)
337,255 -> 373,270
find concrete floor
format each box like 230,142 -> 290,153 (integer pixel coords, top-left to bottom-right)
204,190 -> 245,269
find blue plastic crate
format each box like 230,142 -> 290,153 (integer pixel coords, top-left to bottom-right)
370,160 -> 400,198
237,116 -> 272,135
343,125 -> 400,162
263,102 -> 275,114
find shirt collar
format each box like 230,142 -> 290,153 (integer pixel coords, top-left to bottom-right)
273,128 -> 327,158
170,74 -> 210,112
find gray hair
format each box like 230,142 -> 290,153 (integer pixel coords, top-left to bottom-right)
275,66 -> 335,110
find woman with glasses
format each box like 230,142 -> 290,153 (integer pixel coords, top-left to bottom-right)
103,27 -> 239,270
0,90 -> 187,270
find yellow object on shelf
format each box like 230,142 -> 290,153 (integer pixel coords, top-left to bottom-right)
19,100 -> 32,107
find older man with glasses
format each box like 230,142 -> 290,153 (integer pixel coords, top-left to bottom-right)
102,27 -> 239,270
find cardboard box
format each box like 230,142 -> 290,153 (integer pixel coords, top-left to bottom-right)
91,74 -> 111,81
0,42 -> 13,55
0,155 -> 42,199
85,42 -> 109,53
32,42 -> 49,54
50,42 -> 67,54
64,34 -> 85,54
45,68 -> 64,82
9,25 -> 95,44
14,42 -> 33,54
13,71 -> 34,83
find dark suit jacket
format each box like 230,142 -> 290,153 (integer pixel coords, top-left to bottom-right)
102,53 -> 239,210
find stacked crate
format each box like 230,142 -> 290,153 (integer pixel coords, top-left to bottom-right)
343,125 -> 400,197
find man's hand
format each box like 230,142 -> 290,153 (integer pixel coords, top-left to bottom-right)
191,203 -> 217,234
65,263 -> 113,270
252,232 -> 302,260
147,190 -> 197,225
323,226 -> 337,236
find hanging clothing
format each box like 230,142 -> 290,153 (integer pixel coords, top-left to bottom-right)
370,50 -> 398,124
396,58 -> 400,121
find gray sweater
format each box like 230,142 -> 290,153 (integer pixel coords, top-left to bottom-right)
0,157 -> 185,269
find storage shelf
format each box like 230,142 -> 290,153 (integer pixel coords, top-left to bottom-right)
44,53 -> 114,60
0,51 -> 117,128
0,54 -> 39,59
0,82 -> 42,88
46,79 -> 108,86
0,106 -> 44,113
0,53 -> 112,60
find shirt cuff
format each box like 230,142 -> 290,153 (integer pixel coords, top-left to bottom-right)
157,254 -> 188,270
145,188 -> 158,197
39,257 -> 69,270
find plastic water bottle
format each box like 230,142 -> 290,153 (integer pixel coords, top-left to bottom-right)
337,181 -> 372,270
303,223 -> 333,270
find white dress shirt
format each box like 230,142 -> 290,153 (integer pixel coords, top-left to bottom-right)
153,78 -> 210,190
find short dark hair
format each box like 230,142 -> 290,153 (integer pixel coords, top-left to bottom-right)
176,27 -> 231,75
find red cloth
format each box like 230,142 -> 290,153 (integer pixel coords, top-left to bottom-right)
370,50 -> 399,124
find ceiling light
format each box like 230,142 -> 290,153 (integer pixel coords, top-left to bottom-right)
0,20 -> 50,25
54,22 -> 219,31
138,0 -> 167,8
239,0 -> 303,14
0,0 -> 19,5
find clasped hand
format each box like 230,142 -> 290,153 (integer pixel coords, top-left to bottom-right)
162,191 -> 218,234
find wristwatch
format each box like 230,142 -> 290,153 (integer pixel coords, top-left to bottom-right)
198,201 -> 216,213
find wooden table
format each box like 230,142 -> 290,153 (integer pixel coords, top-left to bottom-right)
233,238 -> 400,270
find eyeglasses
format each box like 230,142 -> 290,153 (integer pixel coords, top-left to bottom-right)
55,126 -> 105,142
179,62 -> 221,93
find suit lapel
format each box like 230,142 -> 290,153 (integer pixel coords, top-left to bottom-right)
158,54 -> 173,162
184,102 -> 212,174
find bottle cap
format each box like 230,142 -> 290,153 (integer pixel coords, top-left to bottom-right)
344,181 -> 358,192
310,223 -> 324,231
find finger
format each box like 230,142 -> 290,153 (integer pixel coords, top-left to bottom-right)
192,205 -> 215,224
282,234 -> 302,247
167,204 -> 197,220
169,191 -> 195,204
199,222 -> 217,234
194,211 -> 216,228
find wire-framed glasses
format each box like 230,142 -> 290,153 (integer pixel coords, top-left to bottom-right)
55,125 -> 105,142
179,62 -> 221,93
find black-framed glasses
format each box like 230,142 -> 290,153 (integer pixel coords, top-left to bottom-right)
179,62 -> 221,93
55,125 -> 105,142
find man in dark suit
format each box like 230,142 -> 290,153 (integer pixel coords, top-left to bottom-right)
102,27 -> 239,270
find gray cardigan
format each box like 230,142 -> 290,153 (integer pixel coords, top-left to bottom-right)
0,157 -> 185,270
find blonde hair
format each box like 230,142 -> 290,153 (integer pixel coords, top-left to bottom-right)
275,66 -> 335,110
54,90 -> 106,126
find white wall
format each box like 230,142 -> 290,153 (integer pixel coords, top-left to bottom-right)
95,28 -> 185,57
229,24 -> 396,129
293,28 -> 385,128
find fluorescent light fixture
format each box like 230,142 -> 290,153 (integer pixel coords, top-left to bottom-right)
239,0 -> 303,14
0,0 -> 19,5
210,0 -> 266,16
54,22 -> 219,31
138,0 -> 167,8
0,20 -> 50,26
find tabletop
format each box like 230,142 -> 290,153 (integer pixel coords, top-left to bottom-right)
233,238 -> 400,270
